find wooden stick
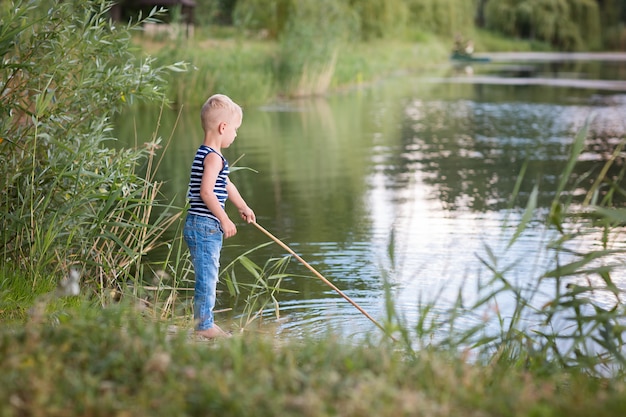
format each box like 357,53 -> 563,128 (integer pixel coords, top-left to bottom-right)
252,221 -> 394,340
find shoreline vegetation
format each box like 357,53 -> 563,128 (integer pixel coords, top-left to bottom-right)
2,1 -> 626,415
143,24 -> 552,107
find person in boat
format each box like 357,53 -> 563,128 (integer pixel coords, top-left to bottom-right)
453,34 -> 474,58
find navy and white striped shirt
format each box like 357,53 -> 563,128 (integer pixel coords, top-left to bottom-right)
187,145 -> 229,222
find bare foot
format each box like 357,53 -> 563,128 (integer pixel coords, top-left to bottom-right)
195,325 -> 230,339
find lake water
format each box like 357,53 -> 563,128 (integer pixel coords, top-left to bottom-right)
116,53 -> 626,339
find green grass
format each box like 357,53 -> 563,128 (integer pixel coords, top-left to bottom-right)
0,268 -> 47,321
143,35 -> 447,105
473,28 -> 553,53
333,36 -> 450,88
1,302 -> 625,417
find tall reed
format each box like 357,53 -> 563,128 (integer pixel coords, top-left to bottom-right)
0,1 -> 295,330
150,36 -> 276,106
0,1 -> 184,298
274,0 -> 357,97
393,120 -> 626,377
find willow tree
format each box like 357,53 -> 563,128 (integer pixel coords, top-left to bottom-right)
234,0 -> 406,41
348,0 -> 478,40
232,0 -> 292,38
407,0 -> 478,38
347,0 -> 409,40
597,0 -> 626,49
483,0 -> 601,50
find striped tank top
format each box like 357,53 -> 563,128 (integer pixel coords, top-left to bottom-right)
187,145 -> 229,221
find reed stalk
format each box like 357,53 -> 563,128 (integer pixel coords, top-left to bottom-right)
403,121 -> 626,376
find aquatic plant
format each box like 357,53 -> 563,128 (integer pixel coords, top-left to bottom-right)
391,120 -> 626,377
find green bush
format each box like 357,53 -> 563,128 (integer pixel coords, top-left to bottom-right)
276,0 -> 358,96
0,1 -> 184,296
1,300 -> 626,416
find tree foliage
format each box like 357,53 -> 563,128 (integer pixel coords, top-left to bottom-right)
216,0 -> 625,50
483,0 -> 602,50
232,0 -> 476,41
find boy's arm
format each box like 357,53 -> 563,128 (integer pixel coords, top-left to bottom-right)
200,153 -> 237,238
226,180 -> 256,223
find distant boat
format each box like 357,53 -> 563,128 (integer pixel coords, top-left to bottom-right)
450,51 -> 491,63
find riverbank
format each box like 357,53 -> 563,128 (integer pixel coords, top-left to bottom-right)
138,27 -> 551,106
2,303 -> 625,417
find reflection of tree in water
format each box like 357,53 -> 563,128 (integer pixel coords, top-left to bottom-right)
395,96 -> 626,212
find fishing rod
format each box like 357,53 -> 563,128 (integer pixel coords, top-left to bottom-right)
252,221 -> 396,341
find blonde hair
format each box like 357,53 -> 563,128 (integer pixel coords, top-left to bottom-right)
200,94 -> 243,132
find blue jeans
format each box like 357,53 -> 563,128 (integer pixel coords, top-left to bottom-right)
183,214 -> 223,331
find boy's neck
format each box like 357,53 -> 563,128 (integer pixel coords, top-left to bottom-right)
202,134 -> 222,153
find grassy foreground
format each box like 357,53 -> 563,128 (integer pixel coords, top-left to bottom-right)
1,302 -> 625,417
3,2 -> 625,416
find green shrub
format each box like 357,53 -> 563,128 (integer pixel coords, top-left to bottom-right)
2,300 -> 626,416
277,0 -> 358,97
0,1 -> 184,296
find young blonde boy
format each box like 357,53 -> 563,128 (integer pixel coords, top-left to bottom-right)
183,94 -> 255,338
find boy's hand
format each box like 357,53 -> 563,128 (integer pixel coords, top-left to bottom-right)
239,206 -> 256,224
221,218 -> 237,239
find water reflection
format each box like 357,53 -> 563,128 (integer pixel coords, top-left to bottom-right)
115,60 -> 626,338
398,99 -> 599,210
